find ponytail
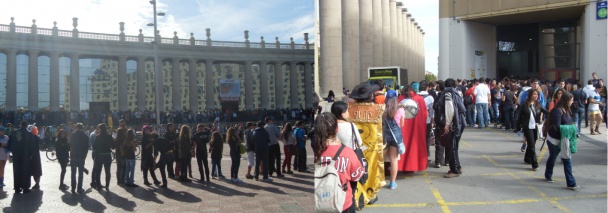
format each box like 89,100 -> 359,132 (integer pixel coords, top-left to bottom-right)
312,112 -> 338,163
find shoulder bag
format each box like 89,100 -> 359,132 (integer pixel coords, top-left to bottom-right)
351,123 -> 368,185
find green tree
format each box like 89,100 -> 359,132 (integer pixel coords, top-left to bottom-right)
425,72 -> 438,82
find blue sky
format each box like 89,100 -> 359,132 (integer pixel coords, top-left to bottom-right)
0,0 -> 437,74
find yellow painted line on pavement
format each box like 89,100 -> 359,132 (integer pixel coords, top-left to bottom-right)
475,154 -> 521,159
480,171 -> 530,176
483,156 -> 571,212
423,171 -> 451,213
445,198 -> 540,206
366,203 -> 435,208
460,140 -> 473,148
552,194 -> 607,201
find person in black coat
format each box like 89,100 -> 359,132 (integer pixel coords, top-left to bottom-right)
154,133 -> 170,187
191,124 -> 211,182
70,123 -> 89,193
141,125 -> 161,185
516,89 -> 549,171
91,123 -> 115,190
252,121 -> 272,182
434,79 -> 467,177
163,123 -> 177,179
55,128 -> 70,191
7,120 -> 37,193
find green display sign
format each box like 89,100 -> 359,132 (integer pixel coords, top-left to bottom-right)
598,1 -> 607,20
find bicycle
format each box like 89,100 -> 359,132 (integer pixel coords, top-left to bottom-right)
46,140 -> 57,161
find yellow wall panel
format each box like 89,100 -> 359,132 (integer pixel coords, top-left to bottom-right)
455,0 -> 469,17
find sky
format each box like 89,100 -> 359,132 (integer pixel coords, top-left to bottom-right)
0,0 -> 438,74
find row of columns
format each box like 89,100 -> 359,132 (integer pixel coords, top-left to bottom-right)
2,50 -> 314,111
319,0 -> 426,97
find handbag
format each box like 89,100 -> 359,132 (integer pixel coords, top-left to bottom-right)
238,142 -> 246,154
384,118 -> 405,154
351,123 -> 368,185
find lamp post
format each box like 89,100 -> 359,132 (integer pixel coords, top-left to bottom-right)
148,0 -> 165,133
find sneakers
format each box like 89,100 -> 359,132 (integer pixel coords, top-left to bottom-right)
276,174 -> 285,178
232,178 -> 243,183
434,164 -> 441,168
532,167 -> 538,171
567,185 -> 580,190
261,178 -> 274,182
389,182 -> 397,189
245,175 -> 254,179
546,179 -> 554,183
444,171 -> 460,178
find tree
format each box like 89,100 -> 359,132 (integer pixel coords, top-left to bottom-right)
425,72 -> 438,82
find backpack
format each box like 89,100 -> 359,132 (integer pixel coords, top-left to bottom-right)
314,145 -> 347,213
464,94 -> 474,106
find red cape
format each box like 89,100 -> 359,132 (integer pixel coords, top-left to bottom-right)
398,92 -> 428,172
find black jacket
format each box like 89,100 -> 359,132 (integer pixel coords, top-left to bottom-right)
245,129 -> 254,152
516,102 -> 549,131
191,131 -> 210,155
93,133 -> 115,155
252,127 -> 270,153
434,87 -> 467,137
154,136 -> 171,159
70,130 -> 89,160
56,137 -> 70,161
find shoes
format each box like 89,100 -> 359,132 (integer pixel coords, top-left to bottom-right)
59,184 -> 69,190
245,175 -> 254,179
567,185 -> 580,190
368,196 -> 379,204
159,184 -> 167,188
576,134 -> 580,138
32,184 -> 40,190
286,171 -> 294,174
459,168 -> 464,174
218,175 -> 226,179
546,179 -> 554,183
154,181 -> 161,185
277,174 -> 285,178
232,178 -> 243,183
71,189 -> 75,194
441,163 -> 449,166
444,171 -> 460,178
179,178 -> 192,182
521,143 -> 527,152
143,182 -> 152,186
282,169 -> 287,174
595,129 -> 601,134
83,168 -> 89,175
389,182 -> 397,190
189,173 -> 194,178
532,167 -> 538,171
262,178 -> 274,182
434,164 -> 441,168
23,189 -> 31,193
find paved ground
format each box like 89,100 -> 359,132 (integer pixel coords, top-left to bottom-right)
362,125 -> 607,213
0,143 -> 315,213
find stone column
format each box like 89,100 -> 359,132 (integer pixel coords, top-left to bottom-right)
421,31 -> 425,77
274,62 -> 284,109
28,51 -> 39,110
389,0 -> 397,66
244,61 -> 254,110
188,59 -> 198,111
136,57 -> 146,111
157,59 -> 165,111
382,0 -> 391,66
70,54 -> 80,111
372,0 -> 383,67
289,61 -> 299,109
402,9 -> 408,70
342,0 -> 360,90
172,58 -> 181,111
359,0 -> 373,83
49,52 -> 60,111
319,0 -> 343,98
117,56 -> 128,111
396,4 -> 403,70
304,62 -> 313,108
259,62 -> 269,109
407,15 -> 413,80
205,60 -> 214,109
6,50 -> 17,111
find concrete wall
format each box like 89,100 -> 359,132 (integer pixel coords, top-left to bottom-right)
440,0 -> 588,18
439,18 -> 496,80
581,3 -> 607,82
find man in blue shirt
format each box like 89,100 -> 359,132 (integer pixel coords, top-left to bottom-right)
519,78 -> 546,107
294,121 -> 308,173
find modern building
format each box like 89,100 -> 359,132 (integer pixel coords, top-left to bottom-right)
0,17 -> 314,112
316,0 -> 426,98
439,0 -> 607,82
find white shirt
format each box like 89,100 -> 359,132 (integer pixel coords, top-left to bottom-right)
588,91 -> 601,111
474,83 -> 491,104
528,104 -> 536,129
336,122 -> 363,150
418,91 -> 434,124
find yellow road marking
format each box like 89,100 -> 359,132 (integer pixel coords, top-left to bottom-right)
483,156 -> 571,212
445,198 -> 540,206
423,171 -> 451,213
475,154 -> 521,159
366,203 -> 435,208
553,194 -> 607,201
481,171 -> 530,176
460,140 -> 473,148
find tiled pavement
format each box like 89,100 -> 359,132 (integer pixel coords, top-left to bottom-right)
0,143 -> 314,213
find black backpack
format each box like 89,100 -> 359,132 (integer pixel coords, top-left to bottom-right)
464,94 -> 474,106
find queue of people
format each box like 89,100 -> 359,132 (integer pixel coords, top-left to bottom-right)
0,115 -> 313,194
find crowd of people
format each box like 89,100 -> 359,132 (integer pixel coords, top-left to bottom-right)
0,115 -> 314,194
313,73 -> 605,212
0,107 -> 317,129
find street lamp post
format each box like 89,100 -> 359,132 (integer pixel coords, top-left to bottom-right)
149,0 -> 164,133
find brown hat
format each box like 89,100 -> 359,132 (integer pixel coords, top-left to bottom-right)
349,82 -> 380,99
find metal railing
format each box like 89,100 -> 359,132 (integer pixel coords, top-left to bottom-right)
0,23 -> 311,50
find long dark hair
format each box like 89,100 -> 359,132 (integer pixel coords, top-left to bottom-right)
331,101 -> 349,121
98,123 -> 109,136
401,85 -> 412,99
210,131 -> 223,144
384,96 -> 398,119
179,125 -> 191,145
282,123 -> 293,142
524,88 -> 541,110
313,112 -> 338,163
555,92 -> 573,116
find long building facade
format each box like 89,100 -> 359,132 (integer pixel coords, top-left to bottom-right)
0,17 -> 315,112
439,0 -> 607,82
317,0 -> 426,98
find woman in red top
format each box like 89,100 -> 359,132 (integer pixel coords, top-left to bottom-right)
548,89 -> 565,112
313,112 -> 364,213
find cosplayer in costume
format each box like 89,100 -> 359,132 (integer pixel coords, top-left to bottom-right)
398,85 -> 428,172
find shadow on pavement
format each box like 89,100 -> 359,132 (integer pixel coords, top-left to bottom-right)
154,186 -> 203,203
3,189 -> 44,212
61,190 -> 108,212
123,186 -> 164,204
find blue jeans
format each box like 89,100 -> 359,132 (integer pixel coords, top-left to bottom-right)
211,157 -> 223,177
573,108 -> 585,133
476,103 -> 490,127
70,158 -> 85,190
466,106 -> 476,126
491,102 -> 500,123
124,159 -> 135,184
544,141 -> 560,181
503,105 -> 515,130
